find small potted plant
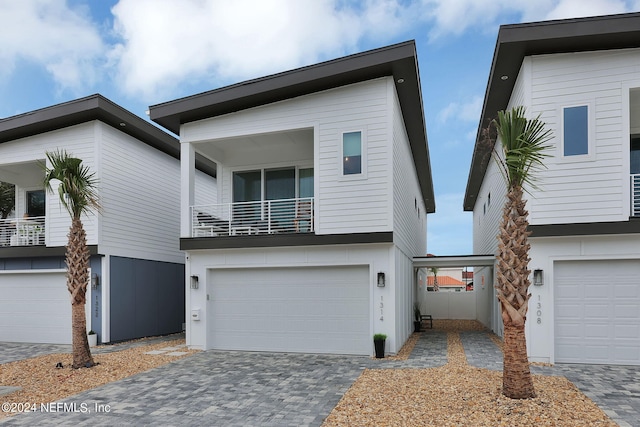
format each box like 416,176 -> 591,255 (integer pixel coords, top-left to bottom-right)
373,333 -> 387,358
87,330 -> 97,347
414,303 -> 422,332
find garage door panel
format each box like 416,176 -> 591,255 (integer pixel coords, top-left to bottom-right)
585,324 -> 608,338
615,284 -> 639,297
208,266 -> 370,355
555,284 -> 580,298
584,304 -> 608,317
615,325 -> 640,339
584,284 -> 608,298
555,260 -> 640,365
615,305 -> 640,319
0,272 -> 71,344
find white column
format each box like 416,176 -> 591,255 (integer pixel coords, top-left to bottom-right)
181,142 -> 195,237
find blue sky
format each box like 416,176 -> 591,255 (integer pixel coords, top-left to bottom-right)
2,0 -> 640,255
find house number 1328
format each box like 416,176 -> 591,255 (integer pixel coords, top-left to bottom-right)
536,295 -> 542,324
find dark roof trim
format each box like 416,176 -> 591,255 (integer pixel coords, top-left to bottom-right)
464,12 -> 640,211
150,41 -> 434,212
413,254 -> 495,268
0,94 -> 216,178
0,245 -> 99,259
180,231 -> 393,250
529,218 -> 640,238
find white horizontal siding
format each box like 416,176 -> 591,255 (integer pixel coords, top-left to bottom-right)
183,77 -> 393,235
0,122 -> 99,247
391,81 -> 426,256
473,66 -> 526,256
526,49 -> 640,224
194,170 -> 217,206
98,123 -> 183,263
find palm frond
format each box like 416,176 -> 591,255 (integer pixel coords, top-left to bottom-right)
493,106 -> 553,190
43,149 -> 100,219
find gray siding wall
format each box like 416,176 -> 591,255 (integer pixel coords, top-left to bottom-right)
109,255 -> 184,342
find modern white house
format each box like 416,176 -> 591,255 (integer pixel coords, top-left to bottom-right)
150,41 -> 435,356
0,94 -> 217,345
465,12 -> 640,365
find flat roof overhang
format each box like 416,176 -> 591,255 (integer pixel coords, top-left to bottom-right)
0,94 -> 216,178
413,254 -> 495,268
150,40 -> 435,213
464,12 -> 640,211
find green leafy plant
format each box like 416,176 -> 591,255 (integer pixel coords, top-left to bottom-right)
373,333 -> 387,341
88,330 -> 96,335
413,303 -> 421,322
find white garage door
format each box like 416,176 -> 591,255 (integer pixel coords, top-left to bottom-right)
0,271 -> 72,344
207,265 -> 370,355
555,260 -> 640,365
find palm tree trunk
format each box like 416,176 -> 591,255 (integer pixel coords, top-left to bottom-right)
496,185 -> 535,398
67,217 -> 94,368
71,303 -> 93,368
502,324 -> 534,398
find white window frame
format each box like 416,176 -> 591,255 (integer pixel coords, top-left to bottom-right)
339,129 -> 367,180
559,102 -> 595,162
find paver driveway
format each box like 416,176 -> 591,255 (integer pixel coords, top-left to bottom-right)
1,331 -> 639,426
0,349 -> 367,426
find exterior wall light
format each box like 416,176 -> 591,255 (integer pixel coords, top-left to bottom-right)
377,272 -> 385,287
533,269 -> 543,286
91,273 -> 99,289
190,275 -> 199,289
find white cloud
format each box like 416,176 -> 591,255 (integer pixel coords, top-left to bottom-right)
0,0 -> 105,92
545,0 -> 628,20
437,96 -> 482,124
419,0 -> 636,41
110,0 -> 410,99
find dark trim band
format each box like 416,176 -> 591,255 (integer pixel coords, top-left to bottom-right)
180,232 -> 394,250
529,219 -> 640,237
0,245 -> 99,259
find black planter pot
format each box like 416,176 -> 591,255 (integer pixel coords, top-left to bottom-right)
374,339 -> 385,358
414,321 -> 421,332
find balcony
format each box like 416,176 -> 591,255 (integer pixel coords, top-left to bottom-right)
191,197 -> 314,237
0,216 -> 45,247
632,174 -> 640,217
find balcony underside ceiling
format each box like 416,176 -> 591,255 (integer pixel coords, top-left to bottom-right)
0,161 -> 43,188
196,128 -> 314,167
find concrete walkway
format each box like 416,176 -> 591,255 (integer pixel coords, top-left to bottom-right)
1,331 -> 639,426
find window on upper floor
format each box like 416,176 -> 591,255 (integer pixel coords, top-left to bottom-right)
26,190 -> 45,217
631,136 -> 640,174
562,105 -> 589,157
342,131 -> 362,175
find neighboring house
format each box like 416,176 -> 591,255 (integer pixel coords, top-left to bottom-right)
149,41 -> 435,355
0,94 -> 217,345
465,12 -> 640,365
428,275 -> 468,292
427,275 -> 465,292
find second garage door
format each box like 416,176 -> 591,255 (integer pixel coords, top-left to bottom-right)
555,260 -> 640,365
207,265 -> 370,355
0,271 -> 71,344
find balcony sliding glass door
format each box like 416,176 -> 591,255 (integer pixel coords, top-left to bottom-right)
232,167 -> 314,231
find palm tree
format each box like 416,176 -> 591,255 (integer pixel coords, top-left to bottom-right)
429,267 -> 439,292
44,150 -> 100,368
490,106 -> 552,399
0,181 -> 15,219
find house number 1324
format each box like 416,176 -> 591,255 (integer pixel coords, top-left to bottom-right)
536,295 -> 542,324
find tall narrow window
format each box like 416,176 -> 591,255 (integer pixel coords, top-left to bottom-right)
26,190 -> 45,217
232,171 -> 261,223
343,131 -> 362,175
298,168 -> 314,198
631,136 -> 640,174
563,105 -> 589,156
